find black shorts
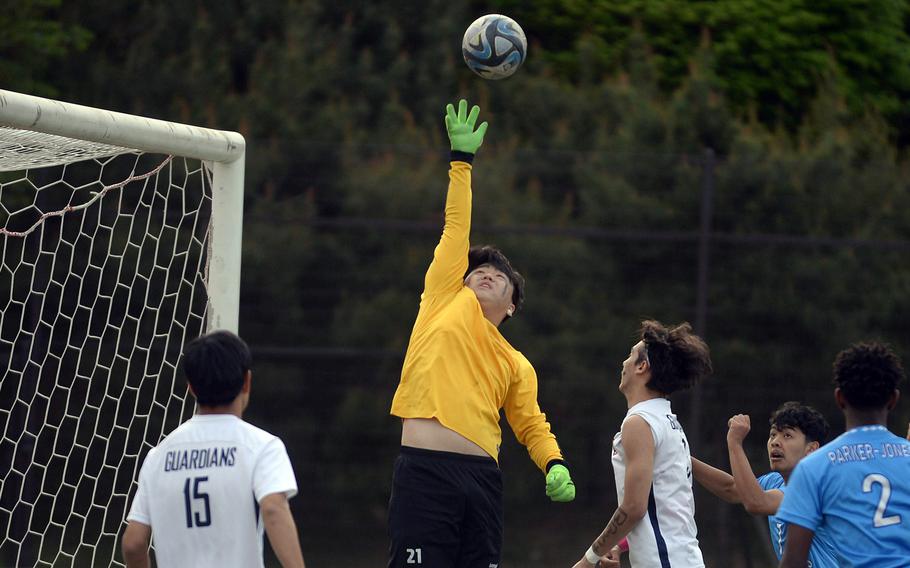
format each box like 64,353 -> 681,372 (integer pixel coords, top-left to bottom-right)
388,446 -> 503,568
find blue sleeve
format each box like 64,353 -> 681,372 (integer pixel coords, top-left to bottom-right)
757,472 -> 783,491
775,459 -> 823,532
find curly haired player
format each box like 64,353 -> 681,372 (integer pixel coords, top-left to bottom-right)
778,342 -> 910,568
573,321 -> 712,568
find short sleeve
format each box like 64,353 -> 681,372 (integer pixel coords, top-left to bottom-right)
775,459 -> 823,531
126,449 -> 155,525
757,472 -> 784,492
253,438 -> 298,502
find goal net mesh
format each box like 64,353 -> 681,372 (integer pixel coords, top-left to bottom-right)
0,126 -> 213,567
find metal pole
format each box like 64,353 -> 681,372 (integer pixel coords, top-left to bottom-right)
0,89 -> 244,163
689,147 -> 715,440
207,156 -> 245,333
694,147 -> 714,339
690,146 -> 718,558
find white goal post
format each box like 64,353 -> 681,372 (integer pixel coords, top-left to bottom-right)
0,89 -> 245,567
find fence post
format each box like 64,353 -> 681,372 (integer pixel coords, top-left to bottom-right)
689,147 -> 715,442
690,146 -> 721,559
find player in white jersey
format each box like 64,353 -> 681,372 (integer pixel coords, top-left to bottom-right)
572,320 -> 712,568
121,331 -> 306,568
778,341 -> 909,568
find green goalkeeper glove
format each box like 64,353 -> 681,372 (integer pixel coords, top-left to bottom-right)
445,99 -> 488,154
545,464 -> 576,502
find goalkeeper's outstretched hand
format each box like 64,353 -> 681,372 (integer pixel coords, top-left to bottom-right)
445,99 -> 488,154
545,464 -> 576,502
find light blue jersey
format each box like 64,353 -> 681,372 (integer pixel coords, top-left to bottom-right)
777,425 -> 910,568
757,472 -> 838,566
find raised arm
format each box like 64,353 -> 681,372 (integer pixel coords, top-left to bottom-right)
422,100 -> 488,298
572,416 -> 654,567
727,414 -> 782,515
691,456 -> 741,503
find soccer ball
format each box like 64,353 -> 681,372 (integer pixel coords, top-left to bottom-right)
462,14 -> 527,80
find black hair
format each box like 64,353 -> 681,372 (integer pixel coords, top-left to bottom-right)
832,342 -> 904,410
638,320 -> 712,395
465,245 -> 525,318
182,330 -> 252,406
769,401 -> 829,444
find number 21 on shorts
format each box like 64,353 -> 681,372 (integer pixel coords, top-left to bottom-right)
405,547 -> 422,564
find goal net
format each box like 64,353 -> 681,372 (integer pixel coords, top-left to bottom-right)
0,90 -> 245,567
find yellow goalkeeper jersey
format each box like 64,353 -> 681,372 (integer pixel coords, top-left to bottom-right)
390,160 -> 563,473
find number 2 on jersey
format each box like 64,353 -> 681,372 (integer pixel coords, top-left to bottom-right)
862,474 -> 901,528
183,476 -> 212,528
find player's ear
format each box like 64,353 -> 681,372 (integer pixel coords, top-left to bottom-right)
833,387 -> 847,409
886,389 -> 900,410
805,441 -> 820,454
241,370 -> 252,394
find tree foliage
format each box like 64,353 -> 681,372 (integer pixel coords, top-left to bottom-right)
0,0 -> 91,96
494,0 -> 910,135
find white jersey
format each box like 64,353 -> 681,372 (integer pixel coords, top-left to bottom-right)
611,398 -> 703,568
126,414 -> 298,568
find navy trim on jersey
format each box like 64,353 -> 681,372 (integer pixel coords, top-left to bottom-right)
647,487 -> 671,568
253,493 -> 260,525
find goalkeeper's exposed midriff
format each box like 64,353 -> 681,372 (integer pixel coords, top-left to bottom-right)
401,417 -> 490,457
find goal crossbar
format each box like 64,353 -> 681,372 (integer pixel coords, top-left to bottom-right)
0,89 -> 244,164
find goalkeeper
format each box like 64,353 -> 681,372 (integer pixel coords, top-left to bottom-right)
388,99 -> 575,568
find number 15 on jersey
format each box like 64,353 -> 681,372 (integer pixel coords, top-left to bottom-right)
184,476 -> 211,528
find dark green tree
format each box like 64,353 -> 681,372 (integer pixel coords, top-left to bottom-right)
0,0 -> 91,96
494,0 -> 910,137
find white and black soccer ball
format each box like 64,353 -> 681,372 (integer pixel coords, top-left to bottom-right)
462,14 -> 527,80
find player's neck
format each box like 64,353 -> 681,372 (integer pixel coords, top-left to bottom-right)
196,398 -> 244,418
843,408 -> 888,431
624,385 -> 663,409
479,303 -> 506,327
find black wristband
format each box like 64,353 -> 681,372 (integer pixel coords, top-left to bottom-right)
450,150 -> 475,164
546,459 -> 567,473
